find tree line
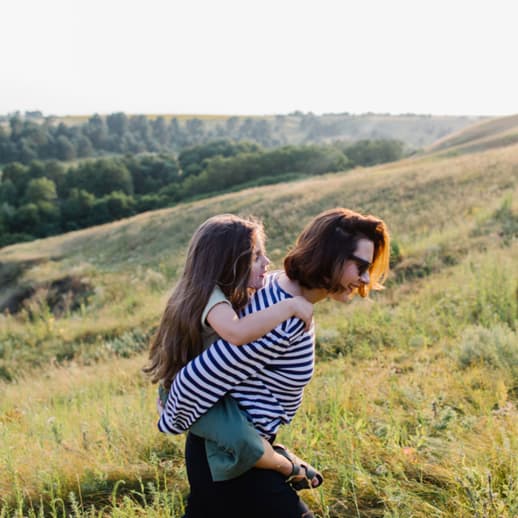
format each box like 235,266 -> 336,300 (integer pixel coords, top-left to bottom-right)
0,113 -> 287,164
0,139 -> 404,247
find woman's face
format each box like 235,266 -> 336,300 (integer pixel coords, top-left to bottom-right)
248,234 -> 270,290
329,238 -> 374,302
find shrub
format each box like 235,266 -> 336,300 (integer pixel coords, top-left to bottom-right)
452,324 -> 518,382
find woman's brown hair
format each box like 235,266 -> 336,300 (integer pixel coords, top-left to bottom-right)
144,214 -> 264,389
284,208 -> 390,297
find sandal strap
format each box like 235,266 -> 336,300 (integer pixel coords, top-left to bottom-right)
285,463 -> 303,483
273,444 -> 323,490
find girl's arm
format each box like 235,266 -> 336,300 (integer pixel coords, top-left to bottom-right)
206,296 -> 313,345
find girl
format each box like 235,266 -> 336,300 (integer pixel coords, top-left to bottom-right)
145,213 -> 322,487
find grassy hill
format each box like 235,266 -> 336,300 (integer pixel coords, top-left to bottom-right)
424,114 -> 518,156
0,117 -> 517,517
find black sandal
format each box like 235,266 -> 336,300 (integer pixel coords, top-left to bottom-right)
273,444 -> 324,490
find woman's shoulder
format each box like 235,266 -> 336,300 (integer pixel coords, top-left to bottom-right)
264,270 -> 281,285
265,270 -> 295,298
264,270 -> 284,292
249,271 -> 293,307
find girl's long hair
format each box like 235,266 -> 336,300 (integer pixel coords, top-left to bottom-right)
144,214 -> 263,389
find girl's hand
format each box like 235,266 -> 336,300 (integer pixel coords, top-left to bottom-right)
291,296 -> 313,331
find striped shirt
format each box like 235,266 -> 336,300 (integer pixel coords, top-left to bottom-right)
158,272 -> 315,439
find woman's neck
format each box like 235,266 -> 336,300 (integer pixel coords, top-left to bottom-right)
277,271 -> 328,304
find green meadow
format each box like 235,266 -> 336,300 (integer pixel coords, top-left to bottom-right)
0,119 -> 517,517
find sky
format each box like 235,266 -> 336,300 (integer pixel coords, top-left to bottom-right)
1,0 -> 517,117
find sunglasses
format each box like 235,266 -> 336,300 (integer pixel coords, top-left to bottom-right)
349,255 -> 371,276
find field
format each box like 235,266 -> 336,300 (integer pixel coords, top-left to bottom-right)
0,119 -> 517,517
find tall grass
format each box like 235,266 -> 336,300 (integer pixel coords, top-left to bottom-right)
2,242 -> 516,517
1,142 -> 517,516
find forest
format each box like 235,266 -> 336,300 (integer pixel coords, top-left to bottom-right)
0,117 -> 404,247
0,111 -> 474,164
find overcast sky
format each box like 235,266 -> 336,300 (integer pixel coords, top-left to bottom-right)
1,0 -> 517,117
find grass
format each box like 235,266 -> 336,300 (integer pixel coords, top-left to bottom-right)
1,243 -> 516,516
0,134 -> 517,516
426,114 -> 518,154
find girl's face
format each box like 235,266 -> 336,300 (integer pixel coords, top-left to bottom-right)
329,238 -> 374,302
248,234 -> 270,290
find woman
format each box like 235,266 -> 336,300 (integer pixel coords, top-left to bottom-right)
159,208 -> 391,518
146,213 -> 317,486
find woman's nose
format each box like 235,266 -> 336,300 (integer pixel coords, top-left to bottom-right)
263,255 -> 271,267
360,270 -> 370,284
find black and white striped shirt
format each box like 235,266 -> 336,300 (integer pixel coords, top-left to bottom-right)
158,272 -> 315,439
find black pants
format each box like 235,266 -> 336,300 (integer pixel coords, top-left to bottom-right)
183,433 -> 314,518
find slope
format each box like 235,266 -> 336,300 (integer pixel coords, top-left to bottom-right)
425,113 -> 518,156
0,137 -> 517,517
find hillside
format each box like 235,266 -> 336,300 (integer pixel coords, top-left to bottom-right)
424,113 -> 518,156
0,125 -> 517,516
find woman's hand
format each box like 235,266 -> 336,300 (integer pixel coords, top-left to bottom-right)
291,296 -> 313,331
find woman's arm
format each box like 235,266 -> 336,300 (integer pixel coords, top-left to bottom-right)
207,296 -> 313,345
158,317 -> 305,434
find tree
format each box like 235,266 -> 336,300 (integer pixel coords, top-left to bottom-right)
43,160 -> 67,197
344,140 -> 404,166
9,116 -> 23,141
24,177 -> 57,204
0,209 -> 6,235
26,160 -> 47,180
11,203 -> 39,232
91,191 -> 135,224
238,118 -> 255,140
0,137 -> 17,163
76,135 -> 94,157
185,118 -> 205,145
106,112 -> 129,137
18,139 -> 37,163
104,191 -> 135,219
0,180 -> 17,204
55,135 -> 76,161
129,115 -> 154,149
169,118 -> 186,149
85,114 -> 108,148
34,200 -> 61,236
126,154 -> 180,194
225,117 -> 239,135
249,119 -> 273,145
152,116 -> 169,148
67,158 -> 133,197
178,140 -> 261,178
2,162 -> 30,200
61,188 -> 96,230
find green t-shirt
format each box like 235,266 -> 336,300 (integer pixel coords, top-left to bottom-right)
200,285 -> 231,349
161,285 -> 264,481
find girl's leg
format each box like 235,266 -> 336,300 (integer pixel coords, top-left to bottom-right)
254,438 -> 292,475
256,439 -> 323,488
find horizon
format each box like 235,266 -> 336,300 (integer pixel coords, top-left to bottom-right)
0,109 -> 497,120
